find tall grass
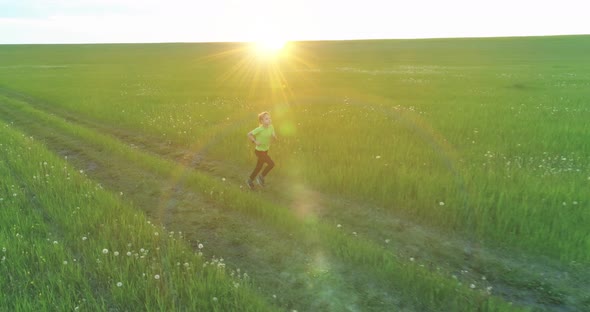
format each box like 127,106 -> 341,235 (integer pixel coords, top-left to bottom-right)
0,36 -> 588,265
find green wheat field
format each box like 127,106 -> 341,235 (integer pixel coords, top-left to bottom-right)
1,35 -> 589,311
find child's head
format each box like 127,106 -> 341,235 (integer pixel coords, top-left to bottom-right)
258,111 -> 271,126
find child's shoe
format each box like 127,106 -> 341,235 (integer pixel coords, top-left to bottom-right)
256,175 -> 265,187
246,179 -> 255,189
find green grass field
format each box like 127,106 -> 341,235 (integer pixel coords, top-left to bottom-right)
1,35 -> 589,311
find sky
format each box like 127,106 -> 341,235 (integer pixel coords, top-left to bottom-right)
0,0 -> 589,44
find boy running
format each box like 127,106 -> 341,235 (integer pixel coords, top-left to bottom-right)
247,111 -> 277,189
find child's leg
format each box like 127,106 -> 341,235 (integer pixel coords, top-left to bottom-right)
249,151 -> 265,180
260,153 -> 275,177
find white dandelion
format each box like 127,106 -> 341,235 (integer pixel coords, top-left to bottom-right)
102,248 -> 109,254
117,282 -> 123,287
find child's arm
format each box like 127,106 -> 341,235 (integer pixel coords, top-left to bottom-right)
247,132 -> 260,146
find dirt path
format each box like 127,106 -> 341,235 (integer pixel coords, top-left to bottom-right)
1,87 -> 588,311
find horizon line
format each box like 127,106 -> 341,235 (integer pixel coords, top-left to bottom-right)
1,33 -> 589,46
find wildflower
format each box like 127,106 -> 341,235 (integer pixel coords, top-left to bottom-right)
13,193 -> 17,197
2,247 -> 5,252
53,241 -> 58,245
117,282 -> 123,287
410,257 -> 415,262
573,201 -> 578,205
222,177 -> 226,181
385,239 -> 390,244
154,274 -> 160,280
63,261 -> 68,265
114,251 -> 119,256
439,201 -> 445,206
470,284 -> 476,289
126,252 -> 132,256
212,297 -> 218,302
375,155 -> 381,159
352,231 -> 357,235
102,248 -> 109,254
82,237 -> 87,241
198,243 -> 204,249
184,262 -> 190,268
154,232 -> 159,236
337,224 -> 342,228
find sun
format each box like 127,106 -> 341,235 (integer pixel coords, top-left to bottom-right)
253,39 -> 288,57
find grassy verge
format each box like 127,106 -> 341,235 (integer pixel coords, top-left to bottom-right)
0,121 -> 276,311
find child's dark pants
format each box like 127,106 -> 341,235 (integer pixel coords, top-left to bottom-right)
249,150 -> 274,180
